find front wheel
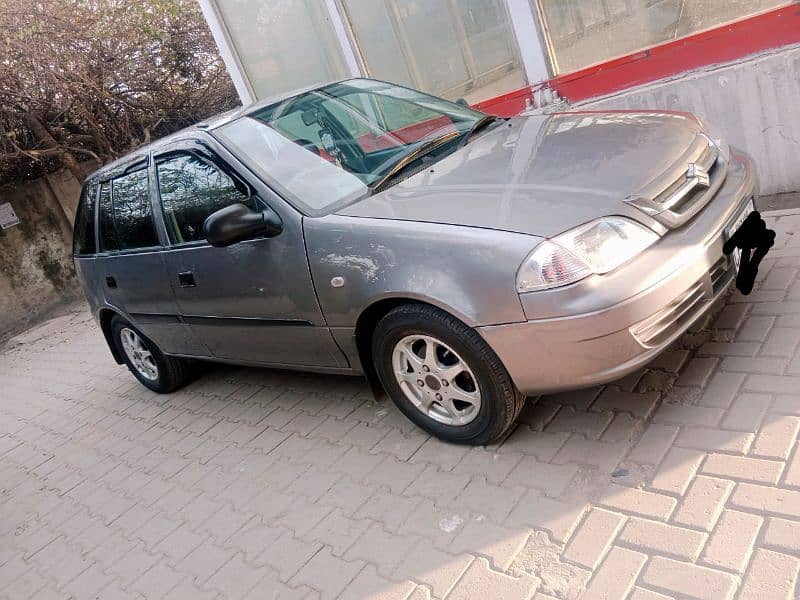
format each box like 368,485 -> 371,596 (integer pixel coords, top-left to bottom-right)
372,304 -> 524,445
111,316 -> 192,393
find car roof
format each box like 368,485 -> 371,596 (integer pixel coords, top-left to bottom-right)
85,78 -> 350,182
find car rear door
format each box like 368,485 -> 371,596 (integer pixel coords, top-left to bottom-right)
94,160 -> 205,356
152,140 -> 347,368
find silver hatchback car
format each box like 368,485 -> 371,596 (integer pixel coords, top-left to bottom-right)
73,78 -> 757,444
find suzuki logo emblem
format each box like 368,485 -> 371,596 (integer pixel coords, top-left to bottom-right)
686,163 -> 711,187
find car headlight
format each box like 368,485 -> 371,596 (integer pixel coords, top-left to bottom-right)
516,217 -> 659,292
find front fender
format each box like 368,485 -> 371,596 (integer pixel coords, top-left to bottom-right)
304,214 -> 538,328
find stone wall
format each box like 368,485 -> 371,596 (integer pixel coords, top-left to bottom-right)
0,167 -> 89,341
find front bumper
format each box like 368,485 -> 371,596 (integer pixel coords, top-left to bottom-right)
477,148 -> 757,395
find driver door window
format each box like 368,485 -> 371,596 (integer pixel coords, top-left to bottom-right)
156,154 -> 254,245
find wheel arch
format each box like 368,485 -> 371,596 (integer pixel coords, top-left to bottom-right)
98,308 -> 125,364
354,296 -> 473,397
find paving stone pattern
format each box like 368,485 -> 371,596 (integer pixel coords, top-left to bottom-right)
2,213 -> 800,599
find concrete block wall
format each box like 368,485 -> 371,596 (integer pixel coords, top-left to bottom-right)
576,44 -> 800,197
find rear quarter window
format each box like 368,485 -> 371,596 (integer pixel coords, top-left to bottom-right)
73,181 -> 98,256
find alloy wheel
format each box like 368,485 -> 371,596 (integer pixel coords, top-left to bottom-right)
391,334 -> 481,426
120,327 -> 159,381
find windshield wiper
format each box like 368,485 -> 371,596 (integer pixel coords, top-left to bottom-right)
457,115 -> 502,148
369,130 -> 461,194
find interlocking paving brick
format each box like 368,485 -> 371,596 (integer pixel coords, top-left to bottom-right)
598,485 -> 676,520
738,548 -> 800,600
591,389 -> 660,419
10,266 -> 800,600
583,546 -> 647,600
450,517 -> 530,571
206,553 -> 268,599
561,508 -> 625,570
447,558 -> 540,600
291,546 -> 364,600
552,435 -> 627,472
721,393 -> 771,432
628,587 -> 673,600
701,453 -> 784,484
626,423 -> 679,465
641,556 -> 738,600
672,476 -> 733,532
505,490 -> 586,544
650,447 -> 704,495
338,564 -> 416,600
730,483 -> 800,518
345,523 -> 420,578
675,357 -> 719,387
762,517 -> 800,554
504,457 -> 578,497
653,403 -> 725,428
675,426 -> 754,454
752,414 -> 800,459
456,476 -> 525,523
701,510 -> 763,573
451,447 -> 522,484
394,540 -> 473,598
404,464 -> 470,503
698,372 -> 745,409
409,437 -> 470,471
619,517 -> 707,561
303,508 -> 372,557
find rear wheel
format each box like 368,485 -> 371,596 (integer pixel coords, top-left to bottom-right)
111,315 -> 192,393
372,304 -> 524,445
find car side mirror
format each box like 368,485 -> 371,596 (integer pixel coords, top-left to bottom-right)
203,203 -> 282,248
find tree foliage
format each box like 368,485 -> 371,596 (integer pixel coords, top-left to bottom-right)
0,0 -> 238,184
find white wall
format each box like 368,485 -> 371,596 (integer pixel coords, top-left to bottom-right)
575,44 -> 800,196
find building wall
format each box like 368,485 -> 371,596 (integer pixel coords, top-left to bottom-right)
0,169 -> 84,342
572,44 -> 800,197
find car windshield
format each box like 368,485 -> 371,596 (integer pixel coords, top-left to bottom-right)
213,78 -> 487,215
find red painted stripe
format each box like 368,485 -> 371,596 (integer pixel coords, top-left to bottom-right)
471,4 -> 800,114
548,4 -> 800,103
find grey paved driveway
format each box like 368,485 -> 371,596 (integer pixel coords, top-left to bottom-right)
2,212 -> 800,599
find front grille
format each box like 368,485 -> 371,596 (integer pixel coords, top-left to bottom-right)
628,134 -> 728,230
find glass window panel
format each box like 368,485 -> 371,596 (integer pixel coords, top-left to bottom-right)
536,0 -> 791,75
97,182 -> 118,252
341,0 -> 526,102
215,0 -> 349,99
110,169 -> 159,250
156,155 -> 253,245
73,181 -> 97,256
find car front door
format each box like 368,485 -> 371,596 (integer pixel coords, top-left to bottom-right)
94,162 -> 204,356
152,142 -> 347,368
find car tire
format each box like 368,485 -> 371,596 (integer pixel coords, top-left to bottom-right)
372,304 -> 525,445
111,315 -> 192,393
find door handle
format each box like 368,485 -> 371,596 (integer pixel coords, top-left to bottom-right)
105,276 -> 117,289
178,271 -> 196,288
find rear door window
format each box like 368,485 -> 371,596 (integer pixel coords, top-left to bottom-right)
73,181 -> 98,256
110,169 -> 159,250
156,154 -> 253,245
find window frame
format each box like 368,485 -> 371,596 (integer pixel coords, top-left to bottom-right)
94,157 -> 164,257
152,146 -> 258,249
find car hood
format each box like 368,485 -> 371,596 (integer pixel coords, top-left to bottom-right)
336,111 -> 704,238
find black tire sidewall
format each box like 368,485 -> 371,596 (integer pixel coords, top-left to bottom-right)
111,316 -> 172,393
373,307 -> 515,445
